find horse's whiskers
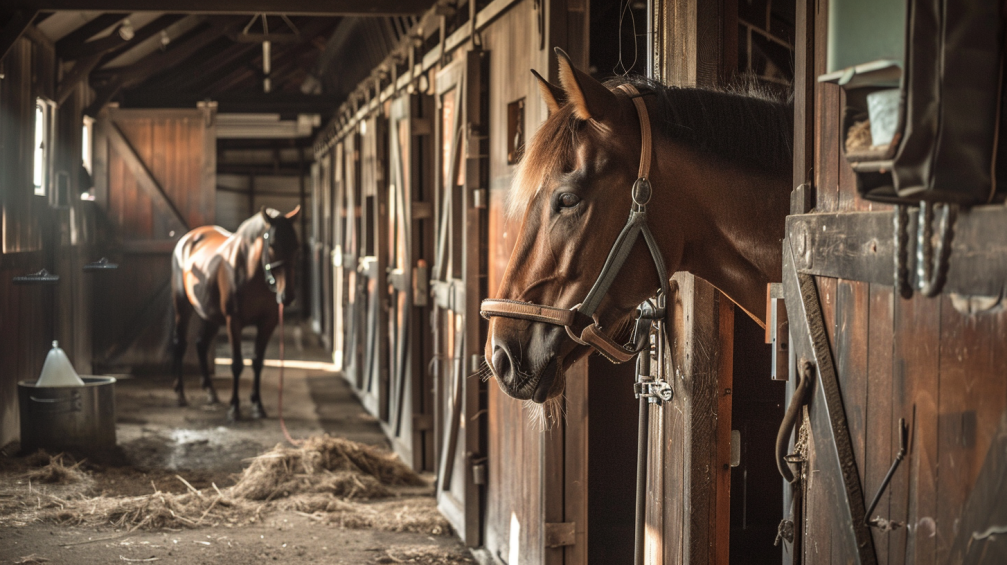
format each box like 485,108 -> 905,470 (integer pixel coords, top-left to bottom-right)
523,395 -> 565,431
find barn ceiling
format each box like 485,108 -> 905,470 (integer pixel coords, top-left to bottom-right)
3,6 -> 424,132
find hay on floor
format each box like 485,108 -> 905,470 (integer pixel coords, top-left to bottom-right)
230,436 -> 425,501
1,436 -> 449,536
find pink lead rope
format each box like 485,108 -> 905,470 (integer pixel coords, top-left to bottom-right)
277,302 -> 302,446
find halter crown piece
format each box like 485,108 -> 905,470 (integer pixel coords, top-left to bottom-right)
480,84 -> 670,363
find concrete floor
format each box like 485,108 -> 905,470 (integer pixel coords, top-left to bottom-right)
0,324 -> 472,564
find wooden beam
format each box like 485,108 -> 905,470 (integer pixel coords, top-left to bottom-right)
56,53 -> 101,104
0,10 -> 38,62
17,0 -> 427,16
787,207 -> 1007,298
104,119 -> 189,231
63,14 -> 185,61
55,13 -> 124,58
85,18 -> 241,116
123,91 -> 340,115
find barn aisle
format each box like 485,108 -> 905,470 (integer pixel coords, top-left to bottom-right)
0,325 -> 472,564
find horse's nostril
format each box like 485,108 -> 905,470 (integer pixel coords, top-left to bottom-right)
492,346 -> 513,384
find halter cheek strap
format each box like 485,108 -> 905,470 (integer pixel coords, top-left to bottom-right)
480,83 -> 670,364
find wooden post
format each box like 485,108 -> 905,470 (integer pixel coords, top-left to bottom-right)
647,1 -> 737,563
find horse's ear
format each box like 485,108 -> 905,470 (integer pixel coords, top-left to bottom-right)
554,47 -> 617,122
531,69 -> 565,115
284,205 -> 301,220
260,206 -> 273,226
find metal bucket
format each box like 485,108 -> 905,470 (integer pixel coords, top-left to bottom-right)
18,376 -> 116,453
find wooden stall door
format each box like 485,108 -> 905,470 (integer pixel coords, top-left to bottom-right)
355,115 -> 390,419
340,134 -> 366,388
92,106 -> 215,373
332,142 -> 346,369
384,93 -> 436,471
432,51 -> 489,546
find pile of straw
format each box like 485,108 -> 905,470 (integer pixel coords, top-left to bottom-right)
1,436 -> 449,536
230,436 -> 424,501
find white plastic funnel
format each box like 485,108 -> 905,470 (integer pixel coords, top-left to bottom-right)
36,341 -> 85,387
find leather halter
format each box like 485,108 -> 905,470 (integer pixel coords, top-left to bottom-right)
261,231 -> 286,291
480,83 -> 670,363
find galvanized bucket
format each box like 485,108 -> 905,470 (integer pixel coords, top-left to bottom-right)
18,376 -> 116,453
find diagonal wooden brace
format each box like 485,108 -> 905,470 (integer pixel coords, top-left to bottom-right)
782,236 -> 878,565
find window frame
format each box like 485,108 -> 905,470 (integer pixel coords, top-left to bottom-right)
32,97 -> 56,198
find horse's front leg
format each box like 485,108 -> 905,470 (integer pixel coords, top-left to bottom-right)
226,316 -> 244,421
249,321 -> 276,419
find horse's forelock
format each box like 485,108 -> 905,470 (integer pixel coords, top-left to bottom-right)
507,106 -> 579,219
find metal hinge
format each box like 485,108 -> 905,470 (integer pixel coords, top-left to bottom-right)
544,522 -> 576,548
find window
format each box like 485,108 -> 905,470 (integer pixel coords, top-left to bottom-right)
82,116 -> 93,174
32,98 -> 54,197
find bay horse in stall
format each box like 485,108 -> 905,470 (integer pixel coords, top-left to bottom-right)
483,49 -> 793,407
171,207 -> 300,420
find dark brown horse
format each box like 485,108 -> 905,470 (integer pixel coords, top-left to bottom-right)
484,49 -> 793,405
171,206 -> 300,420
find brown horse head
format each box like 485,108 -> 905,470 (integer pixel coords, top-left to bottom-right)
486,49 -> 792,404
259,205 -> 301,306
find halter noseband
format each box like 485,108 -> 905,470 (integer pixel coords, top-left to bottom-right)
480,84 -> 670,363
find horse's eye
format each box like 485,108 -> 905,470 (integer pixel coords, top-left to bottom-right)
553,192 -> 581,211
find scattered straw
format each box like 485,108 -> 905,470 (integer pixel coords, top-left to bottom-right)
26,452 -> 87,485
1,436 -> 447,536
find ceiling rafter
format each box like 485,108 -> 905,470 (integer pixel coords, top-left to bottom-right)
16,0 -> 427,17
64,13 -> 184,61
0,10 -> 39,61
191,18 -> 335,98
55,13 -> 124,57
85,16 -> 245,116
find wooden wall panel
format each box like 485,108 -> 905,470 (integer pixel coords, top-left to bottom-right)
0,34 -> 94,449
93,107 -> 214,372
800,0 -> 1007,562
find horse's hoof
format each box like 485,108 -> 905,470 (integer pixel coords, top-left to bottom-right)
205,389 -> 220,405
227,406 -> 241,421
177,395 -> 188,407
251,404 -> 267,420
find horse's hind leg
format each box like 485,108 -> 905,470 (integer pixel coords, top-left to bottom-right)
172,294 -> 192,407
226,316 -> 244,421
196,319 -> 220,405
249,321 -> 276,419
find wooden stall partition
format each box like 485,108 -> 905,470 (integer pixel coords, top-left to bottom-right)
431,49 -> 490,547
353,113 -> 390,420
641,1 -> 739,563
339,132 -> 365,388
781,1 -> 1007,564
91,105 -> 215,373
383,92 -> 436,472
320,147 -> 334,350
332,141 -> 346,369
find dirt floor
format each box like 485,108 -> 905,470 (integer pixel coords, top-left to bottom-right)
0,326 -> 473,565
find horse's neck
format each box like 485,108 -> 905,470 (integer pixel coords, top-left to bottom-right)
654,147 -> 791,327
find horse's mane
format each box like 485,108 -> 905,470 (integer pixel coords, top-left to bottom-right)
508,76 -> 793,217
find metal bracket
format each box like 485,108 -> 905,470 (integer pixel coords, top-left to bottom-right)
634,380 -> 674,404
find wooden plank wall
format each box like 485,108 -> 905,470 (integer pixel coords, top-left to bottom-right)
0,32 -> 96,448
92,108 -> 214,373
800,1 -> 1007,563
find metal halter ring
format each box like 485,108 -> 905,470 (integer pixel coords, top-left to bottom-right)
632,178 -> 652,207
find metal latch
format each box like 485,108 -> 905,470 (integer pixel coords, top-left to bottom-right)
634,381 -> 673,403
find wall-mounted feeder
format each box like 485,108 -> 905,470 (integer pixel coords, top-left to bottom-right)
819,0 -> 1005,205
